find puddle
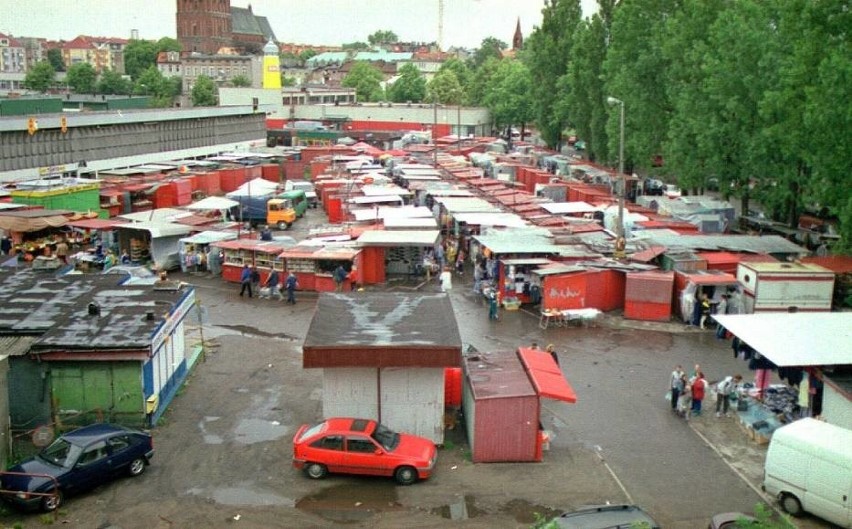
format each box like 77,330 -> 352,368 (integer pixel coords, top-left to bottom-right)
187,484 -> 293,507
214,324 -> 297,341
431,495 -> 486,520
234,417 -> 288,444
296,483 -> 401,524
198,417 -> 223,445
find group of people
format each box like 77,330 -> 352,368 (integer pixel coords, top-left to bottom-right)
669,364 -> 743,420
239,264 -> 298,304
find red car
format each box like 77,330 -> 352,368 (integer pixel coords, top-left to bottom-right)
292,418 -> 437,485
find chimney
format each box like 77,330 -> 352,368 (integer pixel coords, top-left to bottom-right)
87,302 -> 100,317
145,311 -> 155,321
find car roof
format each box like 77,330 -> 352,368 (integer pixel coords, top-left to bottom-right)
556,504 -> 659,529
322,417 -> 377,435
61,423 -> 134,445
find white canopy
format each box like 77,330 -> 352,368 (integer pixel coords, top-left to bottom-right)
715,313 -> 852,367
185,196 -> 240,211
118,208 -> 193,223
226,178 -> 279,197
542,202 -> 602,214
351,206 -> 433,222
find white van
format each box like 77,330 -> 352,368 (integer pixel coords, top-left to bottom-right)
763,418 -> 852,528
284,180 -> 318,208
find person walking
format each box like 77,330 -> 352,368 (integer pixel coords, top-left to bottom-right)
239,264 -> 253,298
699,294 -> 711,329
677,374 -> 692,420
691,371 -> 707,416
714,294 -> 729,339
284,272 -> 299,304
488,289 -> 499,320
546,344 -> 560,366
333,264 -> 348,292
55,239 -> 69,264
263,269 -> 281,300
250,266 -> 261,294
715,374 -> 743,417
439,266 -> 453,292
670,365 -> 685,412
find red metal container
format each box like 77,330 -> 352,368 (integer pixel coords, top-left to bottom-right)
153,184 -> 176,209
541,269 -> 625,311
444,368 -> 462,409
219,167 -> 240,192
172,179 -> 193,206
245,165 -> 262,180
463,352 -> 539,463
261,163 -> 281,183
624,271 -> 675,321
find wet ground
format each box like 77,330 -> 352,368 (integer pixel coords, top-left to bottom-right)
0,207 -> 834,528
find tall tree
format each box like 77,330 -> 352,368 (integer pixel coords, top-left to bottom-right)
231,74 -> 251,88
564,15 -> 609,162
191,75 -> 217,107
467,57 -> 500,106
155,37 -> 181,53
482,59 -> 534,138
97,69 -> 131,95
469,37 -> 507,70
436,57 -> 471,99
367,30 -> 399,46
426,69 -> 464,105
66,62 -> 97,94
46,48 -> 65,72
133,66 -> 177,107
388,63 -> 426,103
123,39 -> 159,80
341,61 -> 385,102
524,0 -> 582,149
342,41 -> 369,51
23,60 -> 55,92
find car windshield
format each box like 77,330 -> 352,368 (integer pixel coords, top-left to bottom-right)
371,423 -> 400,451
38,438 -> 83,468
297,423 -> 326,442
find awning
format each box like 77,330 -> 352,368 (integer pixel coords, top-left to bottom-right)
356,230 -> 440,247
0,214 -> 69,233
630,245 -> 667,263
517,348 -> 577,403
66,218 -> 123,230
714,313 -> 852,367
0,336 -> 35,358
185,196 -> 240,211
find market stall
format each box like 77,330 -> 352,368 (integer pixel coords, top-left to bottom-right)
178,230 -> 239,275
65,218 -> 126,271
211,239 -> 291,283
278,244 -> 361,291
113,221 -> 193,271
355,229 -> 441,281
0,208 -> 74,260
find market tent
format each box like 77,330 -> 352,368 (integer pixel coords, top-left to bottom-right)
542,202 -> 602,215
0,211 -> 70,232
356,230 -> 440,247
714,313 -> 852,367
185,196 -> 240,211
118,208 -> 193,223
226,178 -> 279,197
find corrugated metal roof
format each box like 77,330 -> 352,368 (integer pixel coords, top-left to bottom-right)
542,202 -> 601,214
383,217 -> 438,229
0,335 -> 35,357
434,197 -> 499,213
472,229 -> 562,255
179,230 -> 239,245
357,230 -> 439,247
453,212 -> 528,227
305,293 -> 461,347
464,351 -> 536,400
640,233 -> 807,255
114,221 -> 193,238
118,208 -> 192,223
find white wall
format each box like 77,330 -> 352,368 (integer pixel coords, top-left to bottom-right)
822,383 -> 852,430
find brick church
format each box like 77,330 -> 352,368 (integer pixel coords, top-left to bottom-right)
176,0 -> 277,55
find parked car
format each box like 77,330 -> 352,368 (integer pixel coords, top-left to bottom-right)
551,504 -> 661,529
292,418 -> 437,485
103,265 -> 159,285
709,512 -> 759,529
0,423 -> 154,512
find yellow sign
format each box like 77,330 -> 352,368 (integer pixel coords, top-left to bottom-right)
60,116 -> 68,133
27,117 -> 38,135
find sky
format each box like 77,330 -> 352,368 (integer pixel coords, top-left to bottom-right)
0,0 -> 598,50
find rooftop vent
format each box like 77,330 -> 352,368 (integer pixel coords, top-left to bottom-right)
145,311 -> 155,321
87,303 -> 100,317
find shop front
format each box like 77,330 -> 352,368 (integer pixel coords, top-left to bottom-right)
355,230 -> 441,280
113,221 -> 193,271
278,245 -> 361,292
212,239 -> 290,283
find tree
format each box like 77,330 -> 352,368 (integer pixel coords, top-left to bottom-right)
124,39 -> 159,80
133,66 -> 177,107
469,37 -> 507,70
66,62 -> 97,94
524,0 -> 582,149
191,75 -> 217,107
299,49 -> 318,65
155,37 -> 181,53
482,59 -> 534,138
467,57 -> 500,106
341,61 -> 385,102
388,63 -> 426,103
437,57 -> 471,100
342,41 -> 369,51
97,69 -> 132,95
231,74 -> 251,88
281,74 -> 297,87
23,61 -> 55,92
46,48 -> 65,72
426,69 -> 464,105
367,30 -> 399,47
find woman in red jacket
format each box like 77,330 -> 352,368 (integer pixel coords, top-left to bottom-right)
690,372 -> 706,416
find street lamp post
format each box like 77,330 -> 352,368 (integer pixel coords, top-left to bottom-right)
607,96 -> 626,259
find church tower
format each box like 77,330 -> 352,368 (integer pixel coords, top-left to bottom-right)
176,0 -> 233,54
512,18 -> 523,50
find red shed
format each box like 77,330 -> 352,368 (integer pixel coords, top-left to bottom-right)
534,266 -> 625,312
624,270 -> 675,321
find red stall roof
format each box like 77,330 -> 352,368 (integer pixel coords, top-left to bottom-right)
65,218 -> 123,230
517,348 -> 577,403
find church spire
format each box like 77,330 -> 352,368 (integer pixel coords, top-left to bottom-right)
512,18 -> 523,50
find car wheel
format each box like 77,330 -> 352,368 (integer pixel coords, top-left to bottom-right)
41,489 -> 62,512
781,493 -> 803,516
394,466 -> 417,486
277,221 -> 287,230
285,222 -> 292,230
128,457 -> 146,477
304,462 -> 328,480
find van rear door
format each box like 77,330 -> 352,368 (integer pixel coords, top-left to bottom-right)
805,458 -> 852,529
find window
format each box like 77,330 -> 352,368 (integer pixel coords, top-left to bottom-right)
347,437 -> 377,453
77,441 -> 108,466
310,435 -> 343,451
107,435 -> 131,453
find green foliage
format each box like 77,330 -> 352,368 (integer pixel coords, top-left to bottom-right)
467,57 -> 500,107
191,75 -> 217,107
469,36 -> 507,71
367,30 -> 399,46
231,74 -> 251,88
426,69 -> 464,105
298,49 -> 318,64
388,63 -> 426,103
482,59 -> 534,132
124,39 -> 159,80
342,41 -> 369,51
24,61 -> 56,92
46,48 -> 65,72
133,67 -> 179,107
281,74 -> 298,87
342,61 -> 385,102
97,69 -> 131,95
564,15 -> 609,161
66,62 -> 97,94
156,37 -> 181,53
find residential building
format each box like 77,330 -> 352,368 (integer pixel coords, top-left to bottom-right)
181,53 -> 261,92
157,51 -> 182,78
17,37 -> 45,71
61,35 -> 128,74
176,0 -> 276,55
0,33 -> 26,74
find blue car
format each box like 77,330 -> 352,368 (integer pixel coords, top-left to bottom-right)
0,424 -> 154,512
